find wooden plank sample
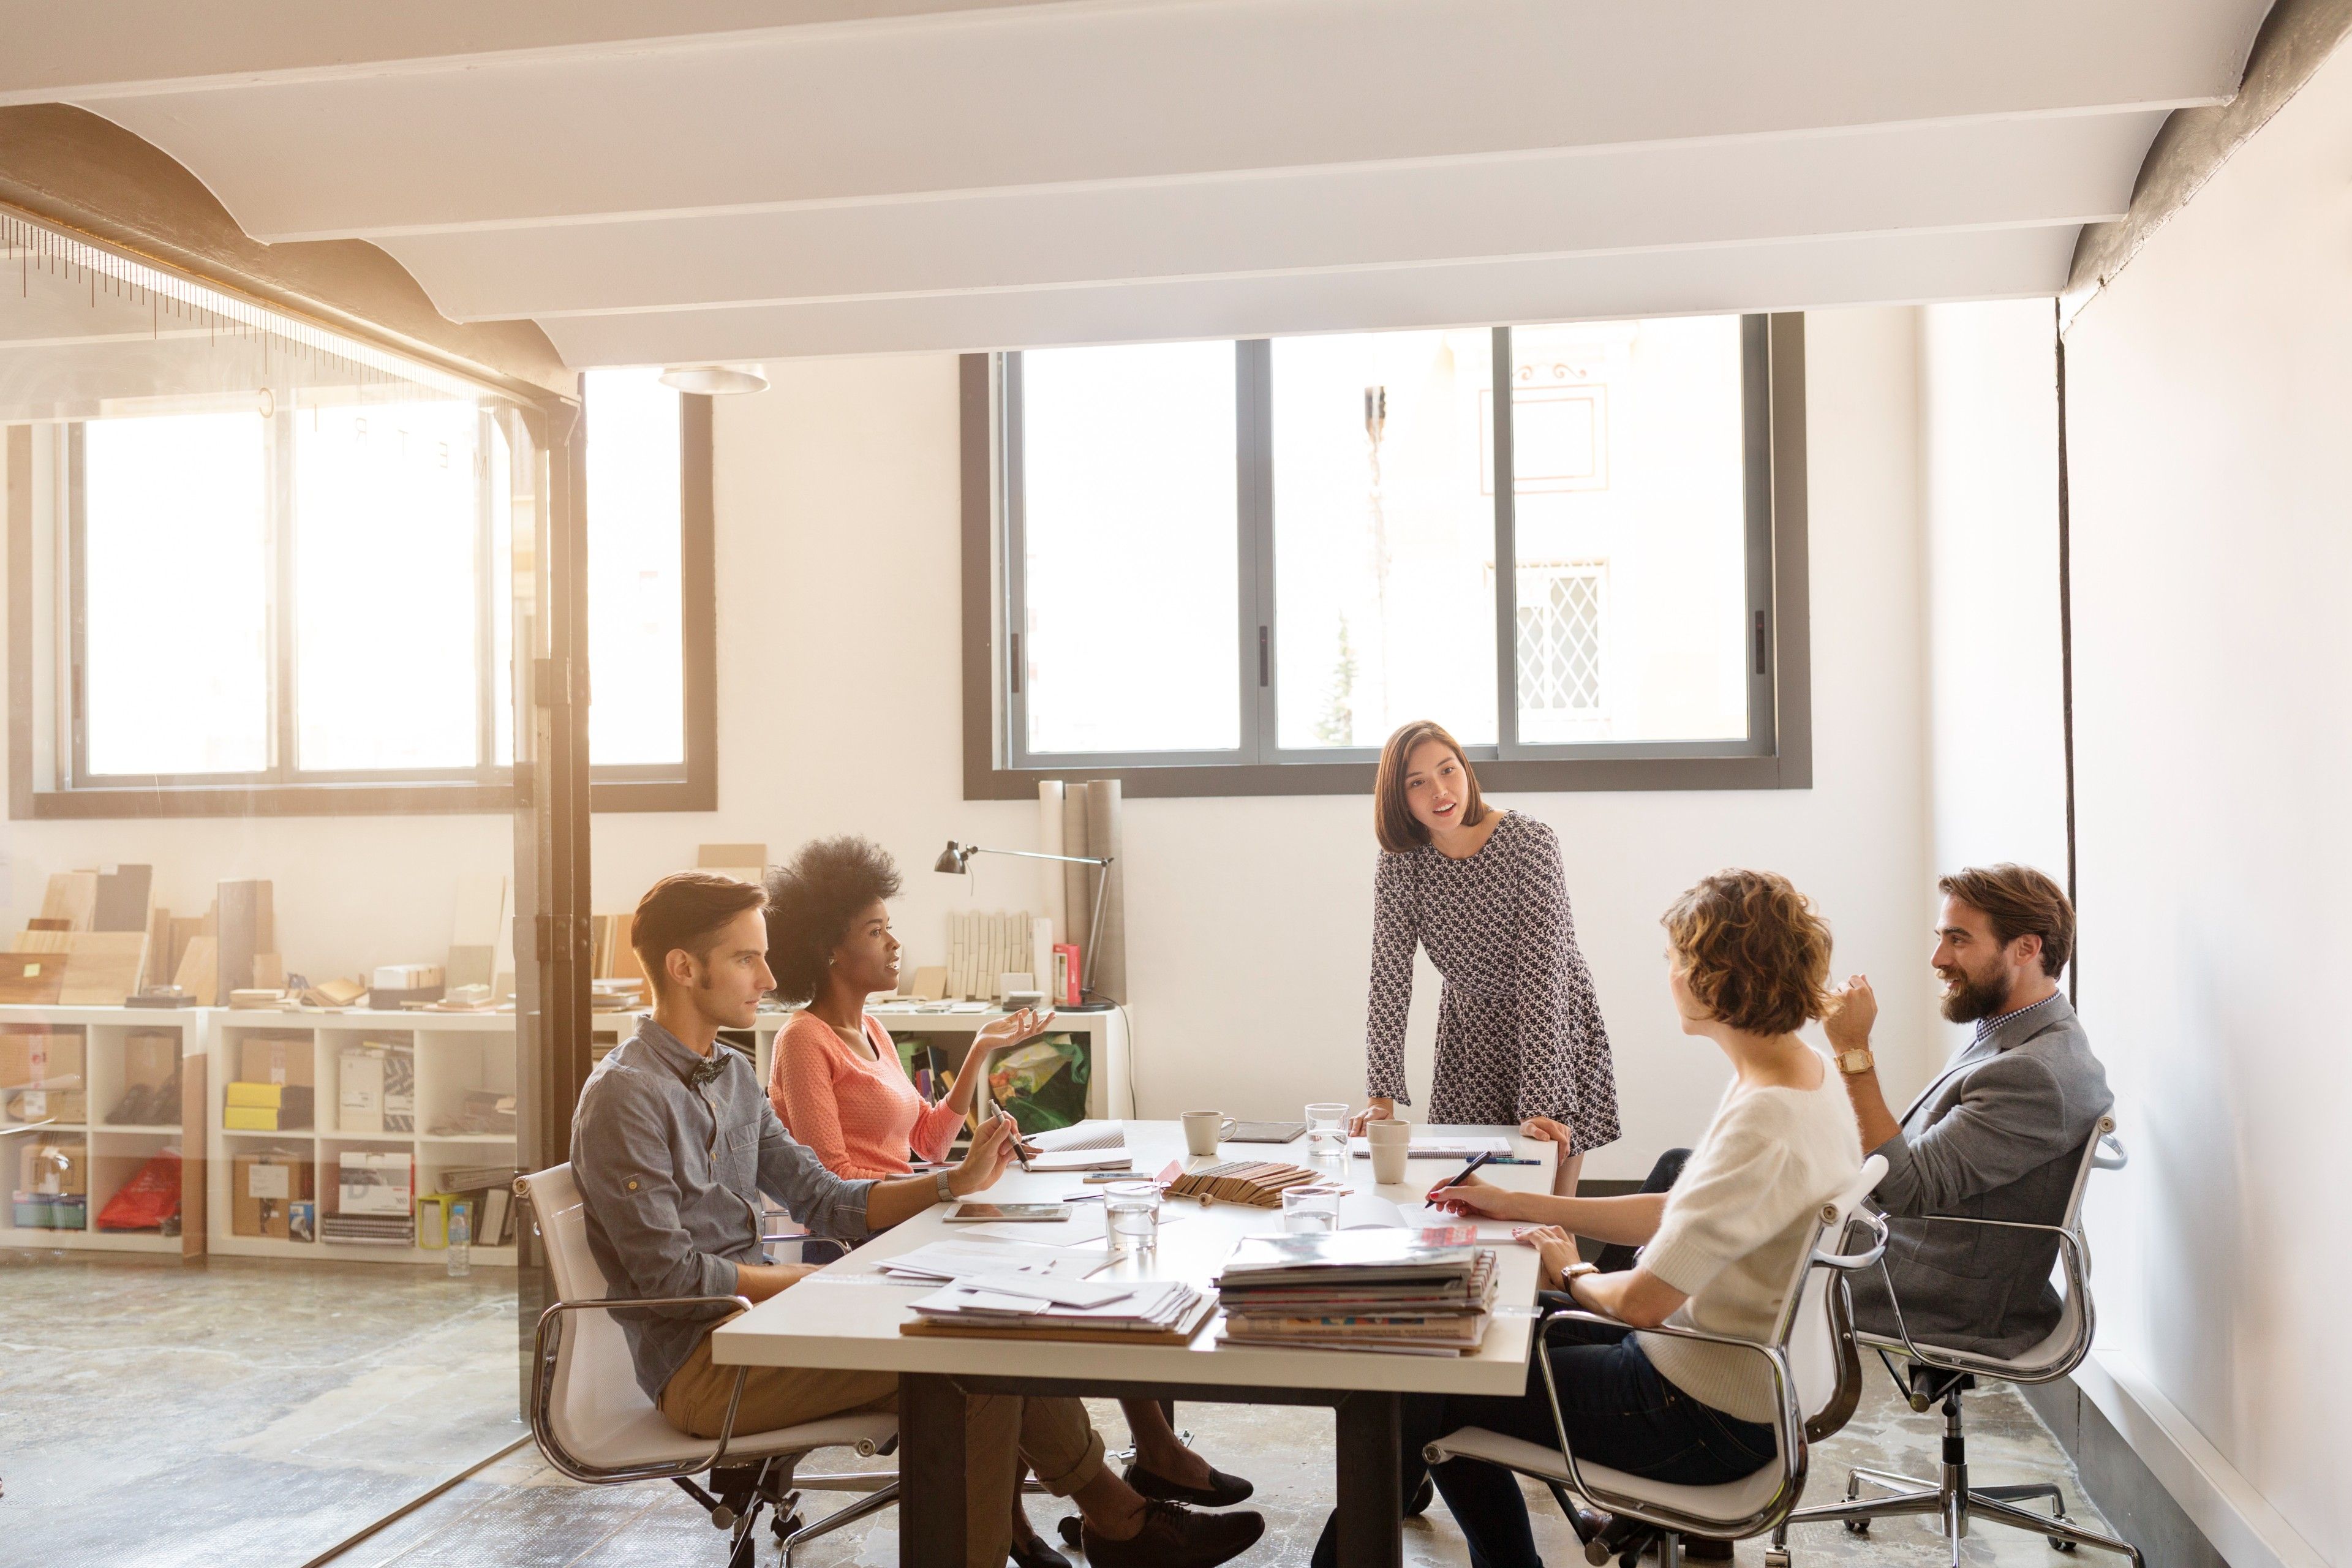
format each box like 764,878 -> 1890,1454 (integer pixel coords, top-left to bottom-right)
0,954 -> 66,1005
143,906 -> 173,992
39,872 -> 97,932
92,865 -> 153,933
174,937 -> 219,1006
15,930 -> 149,1005
215,880 -> 273,998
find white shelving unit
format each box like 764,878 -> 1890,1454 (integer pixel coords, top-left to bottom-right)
0,1005 -> 205,1256
206,1009 -> 520,1266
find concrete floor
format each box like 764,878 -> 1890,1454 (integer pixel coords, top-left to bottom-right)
339,1362 -> 2119,1567
0,1246 -> 523,1567
2,1246 -> 2124,1567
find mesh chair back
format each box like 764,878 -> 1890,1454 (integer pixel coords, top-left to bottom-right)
517,1164 -> 661,1457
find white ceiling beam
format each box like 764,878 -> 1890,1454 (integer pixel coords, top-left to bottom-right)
379,113 -> 2157,322
83,0 -> 2264,239
536,224 -> 2081,364
0,0 -> 1089,102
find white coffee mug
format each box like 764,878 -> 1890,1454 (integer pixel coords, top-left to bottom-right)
1366,1117 -> 1412,1185
1182,1110 -> 1238,1156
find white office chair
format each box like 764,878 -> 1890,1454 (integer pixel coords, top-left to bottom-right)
517,1164 -> 901,1568
1769,1115 -> 2140,1566
1423,1154 -> 1891,1568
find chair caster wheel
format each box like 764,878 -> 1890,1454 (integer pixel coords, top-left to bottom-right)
2051,1534 -> 2079,1552
1844,1518 -> 1870,1535
1763,1551 -> 1790,1568
772,1512 -> 804,1541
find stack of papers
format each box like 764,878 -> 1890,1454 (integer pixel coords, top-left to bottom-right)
1344,1134 -> 1513,1158
875,1240 -> 1101,1283
1215,1231 -> 1499,1357
904,1270 -> 1213,1341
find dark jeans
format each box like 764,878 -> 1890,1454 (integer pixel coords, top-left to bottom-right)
1312,1147 -> 1775,1568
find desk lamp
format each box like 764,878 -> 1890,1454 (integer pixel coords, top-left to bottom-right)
934,840 -> 1115,1009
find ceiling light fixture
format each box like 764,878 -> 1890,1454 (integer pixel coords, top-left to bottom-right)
657,364 -> 768,395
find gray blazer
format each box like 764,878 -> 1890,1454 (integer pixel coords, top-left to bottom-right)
1847,993 -> 2113,1359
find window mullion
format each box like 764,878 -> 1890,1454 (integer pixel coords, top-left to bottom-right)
1000,352 -> 1032,769
1491,325 -> 1522,758
473,409 -> 497,782
271,407 -> 298,784
1238,339 -> 1275,765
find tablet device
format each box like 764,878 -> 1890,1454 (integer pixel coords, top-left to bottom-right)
942,1202 -> 1066,1223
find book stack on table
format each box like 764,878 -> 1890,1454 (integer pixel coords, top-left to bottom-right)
902,1265 -> 1216,1344
1215,1231 -> 1500,1357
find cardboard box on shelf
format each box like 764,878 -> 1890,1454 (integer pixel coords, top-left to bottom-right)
338,1046 -> 385,1134
125,1031 -> 179,1089
0,1028 -> 86,1090
336,1150 -> 413,1218
238,1032 -> 314,1088
222,1082 -> 314,1131
6,1086 -> 87,1124
12,1194 -> 88,1229
232,1150 -> 314,1239
20,1137 -> 88,1197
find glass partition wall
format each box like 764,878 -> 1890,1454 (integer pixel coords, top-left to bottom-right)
0,208 -> 584,1564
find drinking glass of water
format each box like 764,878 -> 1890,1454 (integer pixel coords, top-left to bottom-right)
1282,1185 -> 1343,1234
1104,1182 -> 1161,1255
1303,1102 -> 1350,1163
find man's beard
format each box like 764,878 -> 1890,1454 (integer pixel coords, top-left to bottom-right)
1938,963 -> 2013,1024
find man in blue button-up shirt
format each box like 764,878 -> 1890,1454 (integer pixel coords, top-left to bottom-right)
571,872 -> 1264,1568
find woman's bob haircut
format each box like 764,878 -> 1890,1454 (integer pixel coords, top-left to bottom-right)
1373,719 -> 1490,854
1660,869 -> 1833,1036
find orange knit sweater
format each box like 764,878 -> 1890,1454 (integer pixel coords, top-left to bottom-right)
769,1011 -> 965,1178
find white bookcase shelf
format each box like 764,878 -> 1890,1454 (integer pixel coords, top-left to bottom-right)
0,1005 -> 205,1256
208,1009 -> 519,1266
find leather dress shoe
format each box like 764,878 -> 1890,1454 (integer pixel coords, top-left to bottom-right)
1080,1502 -> 1265,1568
1008,1523 -> 1071,1568
1124,1458 -> 1255,1507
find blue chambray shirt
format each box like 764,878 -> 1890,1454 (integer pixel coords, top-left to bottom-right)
572,1017 -> 876,1400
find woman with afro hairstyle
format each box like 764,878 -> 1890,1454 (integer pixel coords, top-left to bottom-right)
765,837 -> 1256,1567
765,835 -> 1050,1178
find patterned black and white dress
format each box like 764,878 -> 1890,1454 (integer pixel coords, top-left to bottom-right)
1363,810 -> 1621,1152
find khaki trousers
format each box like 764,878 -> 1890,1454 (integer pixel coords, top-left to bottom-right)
659,1321 -> 1106,1568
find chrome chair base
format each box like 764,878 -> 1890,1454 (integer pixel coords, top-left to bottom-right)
1764,1384 -> 2142,1568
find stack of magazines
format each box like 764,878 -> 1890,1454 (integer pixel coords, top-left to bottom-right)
902,1268 -> 1216,1344
1215,1231 -> 1499,1356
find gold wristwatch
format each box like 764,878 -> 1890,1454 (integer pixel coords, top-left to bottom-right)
1559,1260 -> 1599,1291
1836,1047 -> 1875,1076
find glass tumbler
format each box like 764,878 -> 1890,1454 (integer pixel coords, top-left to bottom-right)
1303,1101 -> 1350,1163
1282,1185 -> 1343,1234
1104,1181 -> 1161,1256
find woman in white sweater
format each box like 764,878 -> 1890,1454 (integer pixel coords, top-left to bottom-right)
1311,869 -> 1861,1568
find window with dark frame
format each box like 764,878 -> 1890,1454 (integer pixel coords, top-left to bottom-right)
970,313 -> 1809,799
15,373 -> 715,815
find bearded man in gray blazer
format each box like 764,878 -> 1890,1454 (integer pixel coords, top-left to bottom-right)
1823,864 -> 2113,1358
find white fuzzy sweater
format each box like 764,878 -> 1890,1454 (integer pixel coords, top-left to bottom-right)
1634,1054 -> 1862,1424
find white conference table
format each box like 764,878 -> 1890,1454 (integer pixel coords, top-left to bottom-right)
714,1120 -> 1557,1567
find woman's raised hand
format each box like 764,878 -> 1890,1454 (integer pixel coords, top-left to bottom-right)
1348,1096 -> 1396,1136
973,1006 -> 1055,1055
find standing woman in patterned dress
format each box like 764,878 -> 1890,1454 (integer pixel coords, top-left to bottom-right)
1351,719 -> 1621,1194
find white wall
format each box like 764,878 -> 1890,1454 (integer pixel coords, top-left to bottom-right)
2051,40 -> 2352,1564
596,309 -> 1946,1175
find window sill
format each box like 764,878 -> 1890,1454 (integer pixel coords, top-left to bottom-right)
14,774 -> 715,820
963,750 -> 1811,801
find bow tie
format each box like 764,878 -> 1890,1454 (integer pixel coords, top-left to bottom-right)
687,1056 -> 727,1090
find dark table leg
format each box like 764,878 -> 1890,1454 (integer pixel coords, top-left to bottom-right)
1333,1389 -> 1404,1568
901,1373 -> 968,1568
